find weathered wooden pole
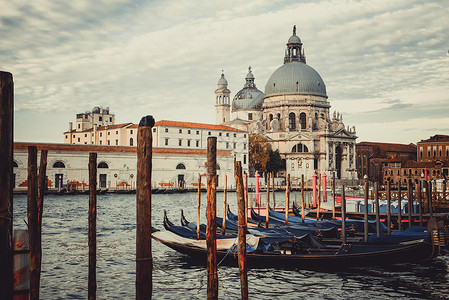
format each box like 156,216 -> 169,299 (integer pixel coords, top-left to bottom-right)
88,153 -> 97,300
422,180 -> 428,213
332,172 -> 336,219
197,174 -> 201,240
0,71 -> 14,300
234,161 -> 248,300
374,182 -> 380,237
271,172 -> 276,209
312,172 -> 317,207
206,137 -> 218,300
136,115 -> 154,300
316,173 -> 321,220
222,174 -> 227,235
417,180 -> 423,226
428,181 -> 433,217
285,174 -> 290,225
397,181 -> 402,231
407,180 -> 413,228
244,172 -> 248,226
301,174 -> 305,223
387,181 -> 392,235
266,172 -> 270,228
363,175 -> 369,242
341,185 -> 346,245
28,146 -> 39,300
35,149 -> 47,300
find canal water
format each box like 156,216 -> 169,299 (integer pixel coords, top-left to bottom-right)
13,192 -> 449,299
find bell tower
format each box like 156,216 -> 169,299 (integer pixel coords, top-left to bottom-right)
215,72 -> 231,124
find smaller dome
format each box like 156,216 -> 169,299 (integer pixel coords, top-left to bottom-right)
92,106 -> 100,113
288,34 -> 301,44
218,73 -> 228,85
232,67 -> 264,111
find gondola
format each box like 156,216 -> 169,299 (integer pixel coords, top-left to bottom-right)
152,228 -> 437,268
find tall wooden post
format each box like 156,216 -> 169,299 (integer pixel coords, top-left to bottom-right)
422,180 -> 428,213
136,115 -> 154,300
397,181 -> 402,231
316,173 -> 321,220
266,172 -> 270,228
28,146 -> 39,300
0,71 -> 14,300
332,172 -> 336,219
374,182 -> 380,237
88,153 -> 97,300
285,174 -> 290,225
417,181 -> 423,226
301,174 -> 305,223
428,181 -> 433,217
387,181 -> 392,235
197,174 -> 201,240
222,174 -> 227,235
407,180 -> 413,228
206,137 -> 218,300
271,172 -> 275,209
35,149 -> 47,300
244,172 -> 248,225
363,176 -> 369,242
234,162 -> 248,300
341,185 -> 346,245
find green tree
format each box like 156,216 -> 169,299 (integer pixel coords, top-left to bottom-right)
248,134 -> 269,173
266,149 -> 286,173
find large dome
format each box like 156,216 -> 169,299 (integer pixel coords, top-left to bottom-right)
264,61 -> 327,97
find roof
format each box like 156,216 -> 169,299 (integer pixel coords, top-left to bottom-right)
418,134 -> 449,144
63,122 -> 133,134
357,142 -> 416,153
401,160 -> 445,168
155,120 -> 245,132
14,143 -> 232,156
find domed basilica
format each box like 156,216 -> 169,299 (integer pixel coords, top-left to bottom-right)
215,26 -> 358,182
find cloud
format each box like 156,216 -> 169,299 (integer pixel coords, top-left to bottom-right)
1,0 -> 448,144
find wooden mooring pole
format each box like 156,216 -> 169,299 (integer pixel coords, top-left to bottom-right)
301,174 -> 305,223
136,115 -> 154,300
222,174 -> 227,235
407,180 -> 413,228
427,181 -> 433,217
266,172 -> 270,228
285,174 -> 290,225
28,146 -> 39,300
363,176 -> 369,242
197,174 -> 201,240
332,172 -> 336,219
206,137 -> 218,300
0,71 -> 14,300
317,173 -> 321,220
397,181 -> 402,231
418,181 -> 423,226
271,172 -> 275,209
88,153 -> 97,300
341,185 -> 346,245
387,181 -> 392,235
374,182 -> 380,237
235,161 -> 248,300
245,172 -> 248,226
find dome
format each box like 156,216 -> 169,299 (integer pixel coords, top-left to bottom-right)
232,88 -> 264,111
264,61 -> 327,97
92,106 -> 100,113
218,73 -> 228,85
288,34 -> 301,44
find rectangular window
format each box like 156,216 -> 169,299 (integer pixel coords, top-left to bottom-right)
78,124 -> 80,129
179,129 -> 182,133
165,128 -> 168,133
208,132 -> 211,136
99,116 -> 103,121
196,131 -> 199,135
110,117 -> 112,122
243,155 -> 246,164
219,132 -> 222,136
196,140 -> 199,147
108,140 -> 110,145
243,143 -> 246,150
233,143 -> 236,149
65,135 -> 67,139
84,134 -> 87,137
73,134 -> 75,138
187,140 -> 191,146
100,132 -> 102,137
226,133 -> 229,137
165,138 -> 169,145
108,132 -> 110,135
78,137 -> 80,142
152,128 -> 156,132
234,133 -> 236,137
248,113 -> 253,120
179,139 -> 182,146
116,140 -> 118,145
116,131 -> 118,134
99,141 -> 102,145
131,130 -> 133,134
244,134 -> 246,138
226,142 -> 229,149
188,130 -> 191,134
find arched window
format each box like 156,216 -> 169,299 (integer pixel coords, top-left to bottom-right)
269,114 -> 273,122
216,164 -> 220,170
129,138 -> 134,146
291,143 -> 309,153
176,163 -> 186,169
12,161 -> 18,168
289,113 -> 296,130
98,162 -> 109,168
300,113 -> 306,129
53,161 -> 65,168
277,113 -> 281,120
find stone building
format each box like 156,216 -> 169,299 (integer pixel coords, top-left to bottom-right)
217,26 -> 358,184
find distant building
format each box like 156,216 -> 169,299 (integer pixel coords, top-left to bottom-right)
417,134 -> 449,163
217,27 -> 358,184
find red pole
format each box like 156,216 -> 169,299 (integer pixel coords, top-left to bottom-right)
312,172 -> 317,207
323,173 -> 327,202
255,171 -> 259,206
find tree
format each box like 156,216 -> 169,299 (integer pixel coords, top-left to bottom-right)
266,149 -> 286,174
248,134 -> 269,173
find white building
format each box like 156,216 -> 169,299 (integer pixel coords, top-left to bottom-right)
217,26 -> 358,184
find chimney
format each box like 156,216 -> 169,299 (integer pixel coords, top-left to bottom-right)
69,122 -> 73,144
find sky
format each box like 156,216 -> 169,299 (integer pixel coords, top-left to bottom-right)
1,0 -> 448,144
